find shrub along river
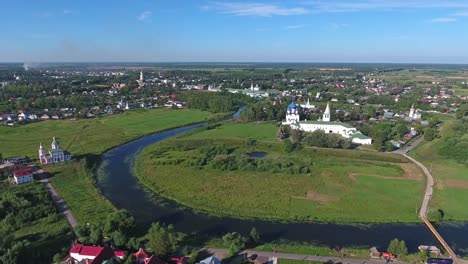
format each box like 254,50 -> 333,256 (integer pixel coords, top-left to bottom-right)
95,110 -> 468,254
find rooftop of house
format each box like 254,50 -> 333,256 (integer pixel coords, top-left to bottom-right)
300,120 -> 355,129
13,167 -> 33,177
351,132 -> 372,140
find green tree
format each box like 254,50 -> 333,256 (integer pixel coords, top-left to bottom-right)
428,208 -> 444,224
89,225 -> 103,245
456,104 -> 468,119
146,222 -> 179,256
387,239 -> 408,257
395,124 -> 408,137
222,232 -> 246,254
249,227 -> 261,245
424,128 -> 436,141
104,209 -> 136,238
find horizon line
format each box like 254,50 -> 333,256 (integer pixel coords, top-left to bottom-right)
3,61 -> 468,65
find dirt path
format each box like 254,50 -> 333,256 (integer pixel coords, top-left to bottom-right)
394,138 -> 460,263
38,170 -> 78,227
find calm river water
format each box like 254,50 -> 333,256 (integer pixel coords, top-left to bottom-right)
95,114 -> 468,253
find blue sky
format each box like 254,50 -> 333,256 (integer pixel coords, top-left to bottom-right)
2,0 -> 468,63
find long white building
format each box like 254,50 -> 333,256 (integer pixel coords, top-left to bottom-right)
283,102 -> 372,145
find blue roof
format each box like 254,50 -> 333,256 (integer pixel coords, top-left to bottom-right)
198,256 -> 221,264
287,101 -> 298,111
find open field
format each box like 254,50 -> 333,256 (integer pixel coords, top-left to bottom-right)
135,126 -> 424,222
0,109 -> 215,158
0,109 -> 218,227
184,121 -> 279,141
410,118 -> 468,221
46,162 -> 115,225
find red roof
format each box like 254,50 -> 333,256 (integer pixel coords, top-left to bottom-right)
133,248 -> 149,259
70,244 -> 104,257
114,250 -> 127,258
69,244 -> 115,264
13,168 -> 33,177
80,246 -> 105,257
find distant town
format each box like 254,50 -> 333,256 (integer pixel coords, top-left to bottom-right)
0,63 -> 467,264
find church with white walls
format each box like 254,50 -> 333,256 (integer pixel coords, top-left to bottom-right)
283,102 -> 372,145
39,137 -> 72,164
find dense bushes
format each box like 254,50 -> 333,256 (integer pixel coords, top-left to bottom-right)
302,130 -> 352,149
0,184 -> 58,234
0,184 -> 73,263
438,121 -> 468,164
181,91 -> 250,113
154,144 -> 312,175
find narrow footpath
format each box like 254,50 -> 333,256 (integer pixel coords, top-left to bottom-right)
207,248 -> 410,264
38,170 -> 78,227
395,138 -> 461,264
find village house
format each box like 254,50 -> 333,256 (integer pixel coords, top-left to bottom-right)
11,166 -> 33,184
68,243 -> 126,264
133,248 -> 165,264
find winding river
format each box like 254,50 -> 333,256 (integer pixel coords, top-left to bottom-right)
96,111 -> 468,253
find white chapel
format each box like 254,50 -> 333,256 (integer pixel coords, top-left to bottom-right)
283,102 -> 372,145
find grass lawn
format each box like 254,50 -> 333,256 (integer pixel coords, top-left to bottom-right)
410,119 -> 468,221
46,162 -> 115,225
184,120 -> 279,142
135,133 -> 424,222
256,242 -> 369,259
0,109 -> 218,227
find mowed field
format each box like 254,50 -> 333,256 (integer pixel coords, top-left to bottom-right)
135,122 -> 425,223
410,118 -> 468,221
0,109 -> 216,225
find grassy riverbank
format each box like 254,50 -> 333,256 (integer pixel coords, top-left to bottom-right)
410,118 -> 468,221
0,109 -> 219,227
135,122 -> 425,222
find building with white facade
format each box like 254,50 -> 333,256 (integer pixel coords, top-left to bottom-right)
408,104 -> 422,120
136,69 -> 144,87
39,137 -> 72,164
299,99 -> 315,110
283,102 -> 372,145
12,167 -> 33,184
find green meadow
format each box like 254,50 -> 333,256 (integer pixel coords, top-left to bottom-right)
0,109 -> 218,226
0,109 -> 215,158
410,118 -> 468,221
135,122 -> 425,222
184,121 -> 279,141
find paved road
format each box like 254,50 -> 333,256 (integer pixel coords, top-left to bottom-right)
206,248 -> 410,264
38,170 -> 78,227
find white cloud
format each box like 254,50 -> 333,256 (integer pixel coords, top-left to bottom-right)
431,17 -> 457,23
301,0 -> 468,13
330,23 -> 349,30
284,24 -> 305,29
137,11 -> 152,21
452,11 -> 468,16
206,2 -> 309,17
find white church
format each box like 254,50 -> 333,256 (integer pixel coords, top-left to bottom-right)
39,137 -> 72,164
283,102 -> 372,145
